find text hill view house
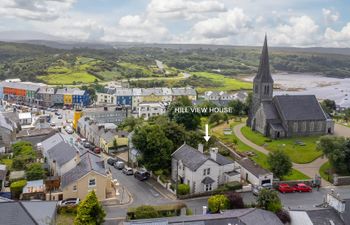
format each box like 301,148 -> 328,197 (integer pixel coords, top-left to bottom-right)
247,36 -> 334,139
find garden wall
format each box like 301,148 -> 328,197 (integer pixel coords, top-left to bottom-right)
333,174 -> 350,186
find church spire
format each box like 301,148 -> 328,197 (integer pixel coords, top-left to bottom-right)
254,34 -> 273,83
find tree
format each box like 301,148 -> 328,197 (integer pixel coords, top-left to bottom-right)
134,205 -> 159,219
226,192 -> 244,209
167,97 -> 200,130
257,189 -> 282,213
244,92 -> 253,114
74,191 -> 106,225
267,149 -> 292,179
317,136 -> 350,173
207,194 -> 229,213
321,99 -> 336,115
276,209 -> 291,224
26,163 -> 45,181
177,184 -> 190,195
227,100 -> 246,116
208,113 -> 223,125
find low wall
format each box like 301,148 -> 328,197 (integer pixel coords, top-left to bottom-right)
333,174 -> 350,186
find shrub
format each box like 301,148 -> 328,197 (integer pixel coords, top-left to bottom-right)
134,205 -> 159,219
186,208 -> 193,216
225,181 -> 242,191
58,205 -> 78,214
276,209 -> 291,224
219,148 -> 230,156
208,194 -> 229,213
257,189 -> 282,213
226,192 -> 244,209
177,184 -> 190,195
26,163 -> 45,181
10,179 -> 27,199
74,191 -> 105,225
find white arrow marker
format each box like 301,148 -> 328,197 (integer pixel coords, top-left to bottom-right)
204,124 -> 211,142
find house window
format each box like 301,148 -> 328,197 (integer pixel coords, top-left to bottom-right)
310,121 -> 315,132
293,122 -> 298,132
203,168 -> 210,176
73,185 -> 77,192
88,178 -> 96,187
205,184 -> 212,191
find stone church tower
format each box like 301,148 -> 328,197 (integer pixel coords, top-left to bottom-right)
247,35 -> 274,128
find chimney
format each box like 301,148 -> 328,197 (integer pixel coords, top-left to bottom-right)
210,147 -> 218,161
75,151 -> 80,165
198,143 -> 204,154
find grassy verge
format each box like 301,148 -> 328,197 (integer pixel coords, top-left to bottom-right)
211,120 -> 309,181
319,161 -> 333,183
56,213 -> 75,225
240,126 -> 322,164
192,72 -> 252,93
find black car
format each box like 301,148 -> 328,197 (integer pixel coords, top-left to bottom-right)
134,170 -> 150,181
107,158 -> 118,166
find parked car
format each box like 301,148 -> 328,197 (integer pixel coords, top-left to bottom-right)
58,198 -> 80,206
294,183 -> 312,192
122,167 -> 133,175
107,157 -> 118,166
114,161 -> 125,170
57,115 -> 63,119
83,142 -> 91,148
93,147 -> 101,154
50,122 -> 56,127
278,183 -> 296,193
134,169 -> 150,181
55,112 -> 60,116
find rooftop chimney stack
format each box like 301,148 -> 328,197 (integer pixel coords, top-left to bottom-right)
198,143 -> 204,154
75,151 -> 80,165
210,147 -> 218,161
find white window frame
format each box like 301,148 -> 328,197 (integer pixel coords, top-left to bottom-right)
205,184 -> 212,192
88,178 -> 96,188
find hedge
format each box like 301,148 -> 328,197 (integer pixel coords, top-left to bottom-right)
177,184 -> 190,195
10,179 -> 27,199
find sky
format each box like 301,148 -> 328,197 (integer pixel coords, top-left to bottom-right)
0,0 -> 350,47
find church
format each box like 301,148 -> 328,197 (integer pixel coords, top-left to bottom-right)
247,36 -> 334,139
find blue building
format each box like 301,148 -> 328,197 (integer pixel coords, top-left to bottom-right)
72,89 -> 90,106
116,96 -> 132,106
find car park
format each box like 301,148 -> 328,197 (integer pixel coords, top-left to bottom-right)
278,183 -> 296,193
114,161 -> 125,170
134,169 -> 150,181
58,198 -> 80,206
294,183 -> 312,192
107,157 -> 118,166
122,167 -> 133,175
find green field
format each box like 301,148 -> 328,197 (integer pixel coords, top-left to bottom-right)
192,72 -> 252,93
37,57 -> 100,84
212,120 -> 309,180
241,126 -> 322,164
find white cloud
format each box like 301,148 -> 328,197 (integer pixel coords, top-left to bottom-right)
191,8 -> 250,39
147,0 -> 226,20
0,0 -> 75,21
272,16 -> 319,46
322,8 -> 339,25
324,23 -> 350,47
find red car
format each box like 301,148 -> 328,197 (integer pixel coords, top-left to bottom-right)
278,183 -> 296,193
294,183 -> 312,192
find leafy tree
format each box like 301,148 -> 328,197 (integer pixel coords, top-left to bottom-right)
26,163 -> 45,181
197,100 -> 218,116
317,136 -> 350,173
118,116 -> 143,132
134,205 -> 159,219
74,191 -> 106,225
177,184 -> 190,195
257,189 -> 282,213
228,100 -> 246,116
244,92 -> 253,114
267,150 -> 293,179
276,209 -> 291,224
167,97 -> 200,130
10,179 -> 27,199
226,192 -> 244,209
132,124 -> 173,171
207,194 -> 229,213
208,113 -> 223,125
321,99 -> 336,115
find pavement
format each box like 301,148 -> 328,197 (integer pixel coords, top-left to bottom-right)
334,123 -> 350,137
233,123 -> 332,186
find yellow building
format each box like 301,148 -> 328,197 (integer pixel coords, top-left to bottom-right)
73,110 -> 83,130
63,94 -> 73,105
100,130 -> 129,154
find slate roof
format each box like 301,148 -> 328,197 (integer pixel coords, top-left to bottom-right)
172,87 -> 196,96
215,153 -> 234,166
273,95 -> 326,121
307,208 -> 345,225
1,81 -> 42,92
0,202 -> 37,225
202,176 -> 215,184
56,88 -> 84,95
238,158 -> 271,177
171,144 -> 212,171
262,102 -> 279,120
61,151 -> 106,188
21,201 -> 58,225
123,208 -> 283,225
0,113 -> 16,131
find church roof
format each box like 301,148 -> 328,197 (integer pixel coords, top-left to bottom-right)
273,95 -> 327,121
253,35 -> 274,83
262,102 -> 279,120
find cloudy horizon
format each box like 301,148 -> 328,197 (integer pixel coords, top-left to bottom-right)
0,0 -> 350,47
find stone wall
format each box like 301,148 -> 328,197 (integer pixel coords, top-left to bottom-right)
333,174 -> 350,186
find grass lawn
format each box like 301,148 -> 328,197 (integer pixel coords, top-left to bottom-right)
56,213 -> 75,225
211,120 -> 309,181
192,72 -> 252,93
38,72 -> 98,85
241,126 -> 322,164
319,161 -> 333,183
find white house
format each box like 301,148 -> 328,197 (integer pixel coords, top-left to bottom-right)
18,112 -> 32,125
137,102 -> 167,120
96,93 -> 115,105
236,157 -> 273,186
171,144 -> 240,194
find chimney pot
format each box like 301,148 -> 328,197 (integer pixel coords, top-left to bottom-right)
198,143 -> 204,153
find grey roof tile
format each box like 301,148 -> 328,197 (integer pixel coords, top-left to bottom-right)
262,102 -> 279,120
172,144 -> 210,171
273,95 -> 326,121
0,202 -> 37,225
201,176 -> 215,184
238,158 -> 271,177
21,201 -> 57,225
